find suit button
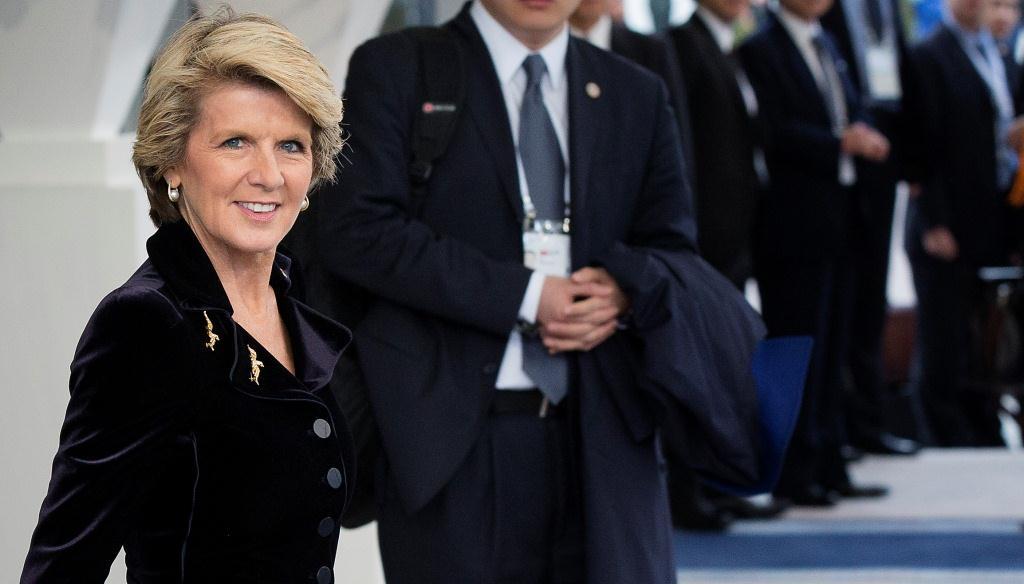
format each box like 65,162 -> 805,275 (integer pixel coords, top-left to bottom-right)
318,516 -> 336,537
313,418 -> 332,439
316,566 -> 332,584
326,467 -> 343,489
482,362 -> 497,374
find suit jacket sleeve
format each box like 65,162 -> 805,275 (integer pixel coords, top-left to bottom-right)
904,45 -> 952,228
318,36 -> 531,336
589,76 -> 765,483
21,288 -> 196,583
590,80 -> 699,329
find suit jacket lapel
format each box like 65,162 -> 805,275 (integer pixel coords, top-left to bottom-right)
690,17 -> 748,116
938,25 -> 995,116
567,38 -> 607,257
449,11 -> 524,224
769,16 -> 832,122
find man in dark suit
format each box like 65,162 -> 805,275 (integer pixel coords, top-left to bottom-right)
670,0 -> 769,288
569,0 -> 695,177
822,0 -> 923,457
659,0 -> 779,530
740,0 -> 891,505
903,0 -> 1024,446
320,0 -> 707,581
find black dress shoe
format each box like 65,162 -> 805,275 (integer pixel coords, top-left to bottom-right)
671,495 -> 735,532
841,444 -> 865,462
833,482 -> 889,498
777,484 -> 840,507
672,506 -> 734,532
712,495 -> 790,520
856,432 -> 921,456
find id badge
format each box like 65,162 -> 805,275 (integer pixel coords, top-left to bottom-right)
865,44 -> 901,100
523,231 -> 571,277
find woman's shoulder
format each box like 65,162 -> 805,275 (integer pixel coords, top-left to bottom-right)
80,260 -> 187,352
68,260 -> 203,418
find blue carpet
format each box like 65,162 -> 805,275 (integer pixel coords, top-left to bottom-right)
675,529 -> 1024,570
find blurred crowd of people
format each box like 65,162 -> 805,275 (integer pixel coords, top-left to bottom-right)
569,0 -> 1024,530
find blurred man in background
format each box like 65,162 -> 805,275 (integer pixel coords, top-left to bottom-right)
740,0 -> 892,506
822,0 -> 923,457
903,0 -> 1024,446
670,0 -> 768,290
664,0 -> 781,528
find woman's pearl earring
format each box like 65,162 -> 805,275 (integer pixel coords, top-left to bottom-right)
168,184 -> 180,203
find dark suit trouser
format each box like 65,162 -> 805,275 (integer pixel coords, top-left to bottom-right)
844,107 -> 902,443
758,257 -> 854,492
909,254 -> 1005,446
377,402 -> 584,584
844,161 -> 898,442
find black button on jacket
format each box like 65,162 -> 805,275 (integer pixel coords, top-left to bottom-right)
21,222 -> 354,583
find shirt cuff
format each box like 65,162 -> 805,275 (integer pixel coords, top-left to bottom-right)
839,154 -> 856,186
518,271 -> 547,324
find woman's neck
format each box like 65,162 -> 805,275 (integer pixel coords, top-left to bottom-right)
186,221 -> 277,320
214,254 -> 277,321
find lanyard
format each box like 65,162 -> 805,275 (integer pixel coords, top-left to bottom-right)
960,34 -> 1014,122
523,206 -> 571,234
859,0 -> 893,46
517,155 -> 571,234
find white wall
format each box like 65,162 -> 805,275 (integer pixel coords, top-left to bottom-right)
0,2 -> 388,581
0,144 -> 139,581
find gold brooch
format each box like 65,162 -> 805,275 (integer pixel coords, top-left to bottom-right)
247,345 -> 264,385
203,311 -> 219,351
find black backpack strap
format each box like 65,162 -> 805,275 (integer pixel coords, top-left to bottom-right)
402,26 -> 465,214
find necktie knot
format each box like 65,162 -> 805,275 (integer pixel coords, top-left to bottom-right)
811,33 -> 827,53
523,54 -> 547,89
811,33 -> 836,71
864,0 -> 885,39
976,40 -> 989,60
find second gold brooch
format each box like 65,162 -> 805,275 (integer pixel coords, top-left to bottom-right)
247,345 -> 264,385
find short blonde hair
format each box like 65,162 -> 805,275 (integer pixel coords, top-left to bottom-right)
133,8 -> 344,226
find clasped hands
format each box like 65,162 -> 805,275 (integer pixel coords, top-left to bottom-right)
841,122 -> 890,162
922,225 -> 958,261
535,267 -> 629,354
1007,117 -> 1024,152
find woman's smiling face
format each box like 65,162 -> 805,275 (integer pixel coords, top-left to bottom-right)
165,80 -> 314,261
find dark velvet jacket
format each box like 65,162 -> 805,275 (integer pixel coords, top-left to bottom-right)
21,222 -> 354,583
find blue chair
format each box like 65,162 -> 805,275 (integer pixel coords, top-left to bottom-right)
708,336 -> 812,496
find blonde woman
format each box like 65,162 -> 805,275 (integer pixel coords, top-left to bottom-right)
22,9 -> 350,583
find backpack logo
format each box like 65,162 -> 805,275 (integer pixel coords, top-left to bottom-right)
422,101 -> 457,114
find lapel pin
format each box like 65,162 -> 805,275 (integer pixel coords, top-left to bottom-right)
586,82 -> 601,99
247,345 -> 264,386
203,311 -> 219,351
